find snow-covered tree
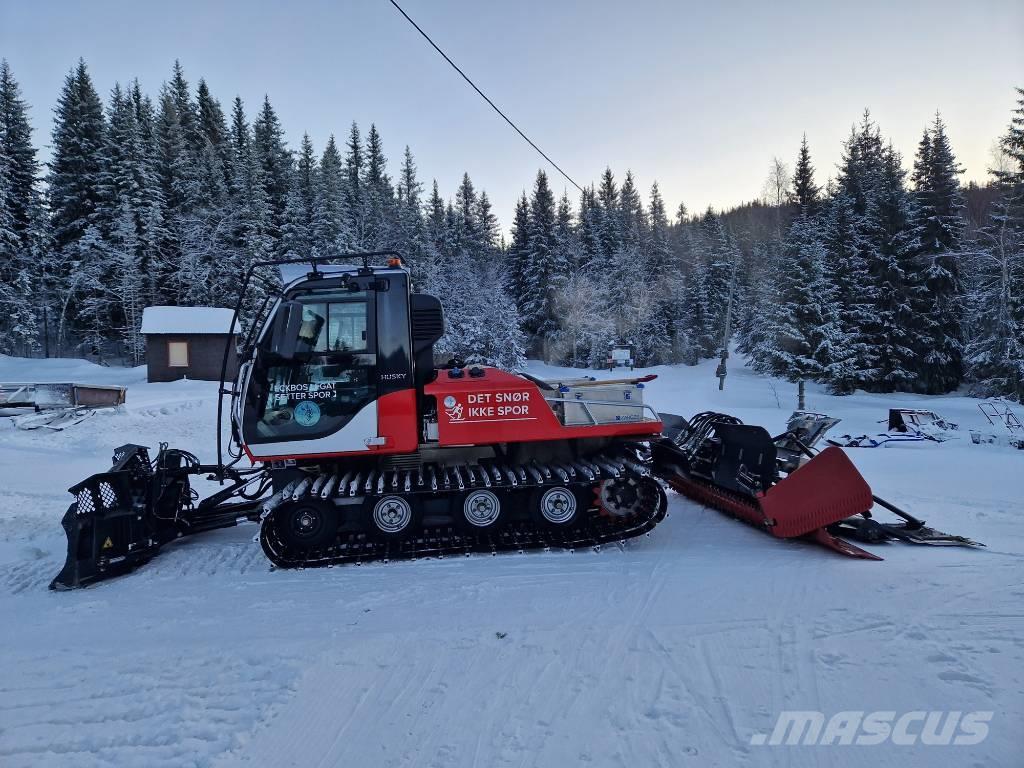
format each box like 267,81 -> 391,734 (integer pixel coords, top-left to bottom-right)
311,134 -> 350,258
0,60 -> 42,353
763,213 -> 841,402
820,192 -> 870,392
252,96 -> 291,248
361,124 -> 395,251
965,87 -> 1024,400
790,134 -> 820,213
910,114 -> 967,393
521,171 -> 563,352
395,146 -> 425,278
506,192 -> 531,311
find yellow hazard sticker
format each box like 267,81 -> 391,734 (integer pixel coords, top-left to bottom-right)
102,537 -> 114,550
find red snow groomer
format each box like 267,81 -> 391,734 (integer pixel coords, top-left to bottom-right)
51,254 -> 980,589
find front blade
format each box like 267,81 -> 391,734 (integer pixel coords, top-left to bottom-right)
49,469 -> 163,590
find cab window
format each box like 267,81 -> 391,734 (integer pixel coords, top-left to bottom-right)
247,291 -> 377,443
300,301 -> 368,353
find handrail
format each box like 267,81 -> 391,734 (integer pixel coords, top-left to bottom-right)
543,396 -> 661,426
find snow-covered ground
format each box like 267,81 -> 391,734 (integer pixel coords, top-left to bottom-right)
0,353 -> 1021,768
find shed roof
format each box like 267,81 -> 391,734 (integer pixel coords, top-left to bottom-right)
140,306 -> 236,335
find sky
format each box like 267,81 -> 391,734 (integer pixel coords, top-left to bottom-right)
2,0 -> 1022,233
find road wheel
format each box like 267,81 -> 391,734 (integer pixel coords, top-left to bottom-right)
536,486 -> 579,527
371,495 -> 416,538
275,500 -> 339,552
462,489 -> 503,529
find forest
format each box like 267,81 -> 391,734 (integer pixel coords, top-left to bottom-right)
0,59 -> 1022,400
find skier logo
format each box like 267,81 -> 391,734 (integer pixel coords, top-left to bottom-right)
294,400 -> 321,427
443,395 -> 464,422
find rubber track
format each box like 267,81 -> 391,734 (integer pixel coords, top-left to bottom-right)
260,473 -> 667,569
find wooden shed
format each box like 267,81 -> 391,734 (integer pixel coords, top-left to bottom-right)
140,306 -> 239,383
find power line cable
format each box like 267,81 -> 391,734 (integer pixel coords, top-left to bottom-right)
387,0 -> 584,194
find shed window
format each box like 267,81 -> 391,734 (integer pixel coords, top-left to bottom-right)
168,341 -> 189,367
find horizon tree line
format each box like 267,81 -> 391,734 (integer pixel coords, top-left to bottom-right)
0,59 -> 1021,400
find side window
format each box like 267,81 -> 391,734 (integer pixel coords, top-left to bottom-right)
302,301 -> 368,352
325,301 -> 367,351
168,341 -> 189,367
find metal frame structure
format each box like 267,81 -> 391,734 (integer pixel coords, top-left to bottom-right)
213,252 -> 404,475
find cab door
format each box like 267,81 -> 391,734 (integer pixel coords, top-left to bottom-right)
241,288 -> 382,460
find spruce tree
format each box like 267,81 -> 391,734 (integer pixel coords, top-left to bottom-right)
311,134 -> 349,258
576,185 -> 601,268
596,167 -> 620,268
521,170 -> 561,354
791,134 -> 820,213
101,83 -> 167,335
0,60 -> 42,353
47,60 -> 108,352
49,60 -> 107,251
868,144 -> 920,391
820,192 -> 869,392
279,133 -> 317,259
252,95 -> 292,238
0,143 -> 36,353
506,192 -> 531,314
453,172 -> 481,257
0,61 -> 41,250
476,190 -> 500,252
196,80 -> 227,150
395,146 -> 425,279
647,184 -> 679,362
767,213 -> 842,399
344,122 -> 364,247
362,124 -> 394,250
168,60 -> 199,153
910,114 -> 966,393
965,87 -> 1024,400
830,113 -> 889,390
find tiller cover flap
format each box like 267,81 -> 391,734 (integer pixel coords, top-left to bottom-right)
758,446 -> 873,538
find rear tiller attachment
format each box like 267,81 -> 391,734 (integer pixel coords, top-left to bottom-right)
652,411 -> 982,559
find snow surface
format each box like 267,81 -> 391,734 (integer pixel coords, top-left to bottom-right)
139,306 -> 236,335
0,353 -> 1021,767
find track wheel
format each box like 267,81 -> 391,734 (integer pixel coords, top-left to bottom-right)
372,495 -> 416,537
537,486 -> 579,527
275,500 -> 339,552
463,489 -> 503,529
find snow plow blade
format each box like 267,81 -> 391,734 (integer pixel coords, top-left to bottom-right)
50,445 -> 166,590
51,444 -> 260,590
52,472 -> 163,590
